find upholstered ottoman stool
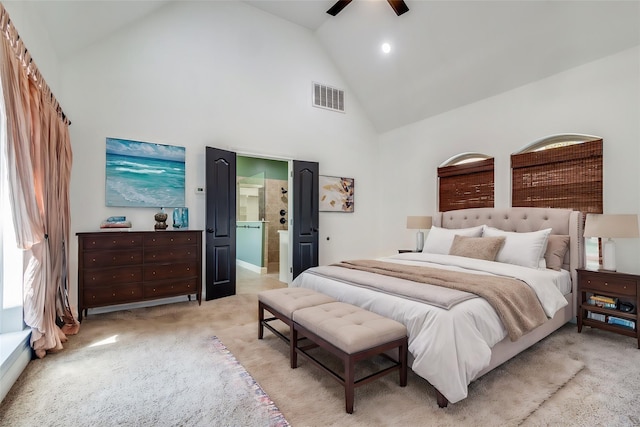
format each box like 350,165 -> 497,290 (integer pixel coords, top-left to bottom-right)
291,301 -> 408,414
258,287 -> 336,362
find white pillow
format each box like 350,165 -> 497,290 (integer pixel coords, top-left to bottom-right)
422,225 -> 484,254
482,226 -> 552,269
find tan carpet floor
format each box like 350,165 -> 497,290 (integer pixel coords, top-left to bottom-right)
1,269 -> 639,426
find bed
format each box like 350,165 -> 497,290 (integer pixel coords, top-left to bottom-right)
290,207 -> 583,407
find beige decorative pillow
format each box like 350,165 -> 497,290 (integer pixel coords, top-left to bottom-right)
544,235 -> 570,271
449,235 -> 506,261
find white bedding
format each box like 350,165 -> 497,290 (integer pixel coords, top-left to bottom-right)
290,252 -> 570,404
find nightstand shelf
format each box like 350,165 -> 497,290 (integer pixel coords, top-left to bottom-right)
577,268 -> 639,348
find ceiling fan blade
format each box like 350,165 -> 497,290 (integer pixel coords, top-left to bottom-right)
387,0 -> 409,16
326,0 -> 353,16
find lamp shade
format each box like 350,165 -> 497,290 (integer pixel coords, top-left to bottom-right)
583,214 -> 640,238
406,216 -> 432,230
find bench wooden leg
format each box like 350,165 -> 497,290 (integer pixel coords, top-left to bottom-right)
399,339 -> 408,387
345,356 -> 355,414
291,327 -> 299,369
258,301 -> 265,339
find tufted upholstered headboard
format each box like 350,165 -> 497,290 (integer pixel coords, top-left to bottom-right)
433,207 -> 584,287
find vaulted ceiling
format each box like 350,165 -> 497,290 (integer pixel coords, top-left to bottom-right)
11,0 -> 640,133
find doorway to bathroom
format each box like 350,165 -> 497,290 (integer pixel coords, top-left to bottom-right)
236,156 -> 289,280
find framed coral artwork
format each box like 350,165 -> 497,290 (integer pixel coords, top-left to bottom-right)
319,175 -> 354,212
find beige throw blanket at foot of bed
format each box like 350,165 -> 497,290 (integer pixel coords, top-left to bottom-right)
333,260 -> 548,341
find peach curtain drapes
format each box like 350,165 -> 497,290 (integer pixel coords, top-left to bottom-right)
0,4 -> 78,358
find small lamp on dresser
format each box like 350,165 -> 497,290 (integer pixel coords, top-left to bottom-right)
406,216 -> 432,252
583,213 -> 640,271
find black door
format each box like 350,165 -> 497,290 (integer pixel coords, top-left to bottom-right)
292,160 -> 319,279
205,147 -> 236,300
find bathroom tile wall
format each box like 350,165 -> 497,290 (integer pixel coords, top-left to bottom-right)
265,178 -> 288,272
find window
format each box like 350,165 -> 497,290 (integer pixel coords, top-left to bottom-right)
511,135 -> 603,213
438,153 -> 494,212
0,79 -> 24,334
511,134 -> 604,265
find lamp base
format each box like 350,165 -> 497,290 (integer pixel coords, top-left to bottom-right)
416,231 -> 424,252
602,238 -> 616,271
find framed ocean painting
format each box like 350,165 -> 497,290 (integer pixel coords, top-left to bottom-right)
105,137 -> 186,208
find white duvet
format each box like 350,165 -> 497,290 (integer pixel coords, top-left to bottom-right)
290,252 -> 570,404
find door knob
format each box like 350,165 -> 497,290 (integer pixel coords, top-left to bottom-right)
206,228 -> 214,233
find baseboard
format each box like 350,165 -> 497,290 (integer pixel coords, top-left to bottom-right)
0,330 -> 31,402
237,260 -> 267,274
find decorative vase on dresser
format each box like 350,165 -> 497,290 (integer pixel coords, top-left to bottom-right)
76,230 -> 202,321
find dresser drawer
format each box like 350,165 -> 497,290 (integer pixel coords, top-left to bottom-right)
144,245 -> 199,263
144,262 -> 198,281
579,272 -> 636,296
144,278 -> 198,298
83,249 -> 142,268
144,232 -> 200,247
84,266 -> 143,286
80,234 -> 143,250
83,283 -> 144,306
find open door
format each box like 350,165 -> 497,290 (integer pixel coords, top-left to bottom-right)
205,147 -> 236,300
292,160 -> 319,279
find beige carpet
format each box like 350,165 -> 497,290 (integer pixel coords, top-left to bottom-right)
1,293 -> 639,426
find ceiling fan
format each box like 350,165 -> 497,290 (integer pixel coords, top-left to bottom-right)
327,0 -> 409,17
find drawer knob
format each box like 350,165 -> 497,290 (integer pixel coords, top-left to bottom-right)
112,293 -> 116,297
604,282 -> 608,286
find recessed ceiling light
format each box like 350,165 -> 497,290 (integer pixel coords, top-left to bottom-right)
381,43 -> 391,54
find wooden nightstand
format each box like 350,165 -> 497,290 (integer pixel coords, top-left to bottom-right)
577,268 -> 639,348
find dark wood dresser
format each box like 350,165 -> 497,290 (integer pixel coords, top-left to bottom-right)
77,230 -> 202,321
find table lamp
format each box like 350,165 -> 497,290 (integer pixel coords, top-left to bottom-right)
406,216 -> 432,252
583,213 -> 640,271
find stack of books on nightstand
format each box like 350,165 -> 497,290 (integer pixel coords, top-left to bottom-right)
607,317 -> 636,329
587,295 -> 618,309
587,312 -> 607,322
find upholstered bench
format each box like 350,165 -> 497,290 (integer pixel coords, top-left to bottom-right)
291,302 -> 408,414
258,287 -> 336,363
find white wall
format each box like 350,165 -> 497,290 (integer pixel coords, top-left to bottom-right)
56,1 -> 379,310
2,2 -> 61,95
378,46 -> 640,274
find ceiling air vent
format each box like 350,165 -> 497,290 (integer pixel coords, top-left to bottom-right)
312,82 -> 345,113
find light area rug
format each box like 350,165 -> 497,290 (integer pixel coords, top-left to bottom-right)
0,298 -> 289,427
217,322 -> 584,426
2,294 -> 639,426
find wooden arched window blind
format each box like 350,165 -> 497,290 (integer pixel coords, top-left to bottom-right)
438,157 -> 494,212
511,137 -> 603,213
